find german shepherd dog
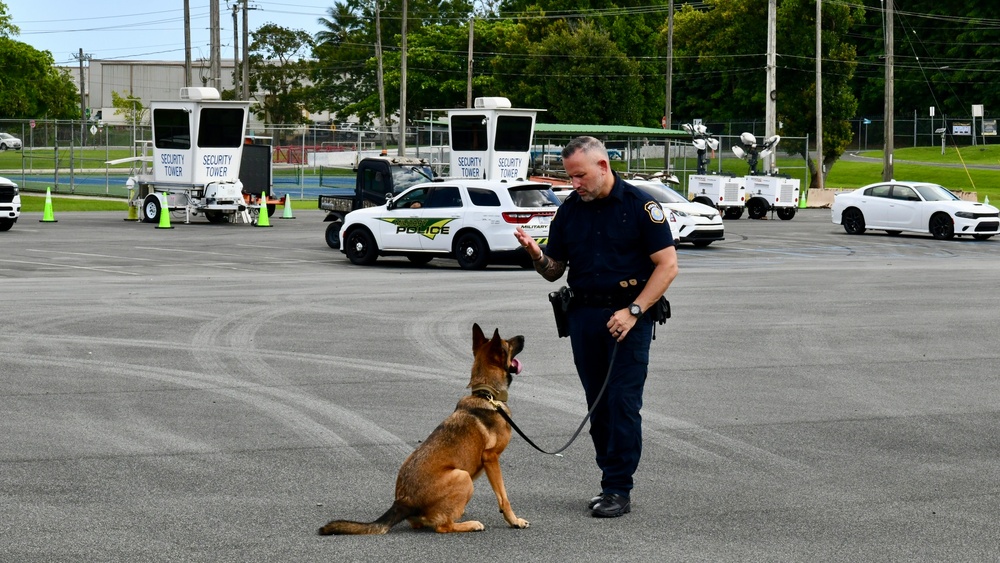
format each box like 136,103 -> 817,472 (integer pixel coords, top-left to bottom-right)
318,324 -> 530,535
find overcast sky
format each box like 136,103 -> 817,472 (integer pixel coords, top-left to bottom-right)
6,0 -> 332,65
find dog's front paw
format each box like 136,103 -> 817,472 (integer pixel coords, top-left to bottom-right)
510,518 -> 530,529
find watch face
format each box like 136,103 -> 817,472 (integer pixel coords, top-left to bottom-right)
630,304 -> 642,316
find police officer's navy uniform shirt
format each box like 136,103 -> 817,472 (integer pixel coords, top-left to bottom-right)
546,173 -> 675,293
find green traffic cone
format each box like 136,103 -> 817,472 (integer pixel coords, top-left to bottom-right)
156,193 -> 174,229
256,191 -> 272,227
280,194 -> 295,219
40,187 -> 57,223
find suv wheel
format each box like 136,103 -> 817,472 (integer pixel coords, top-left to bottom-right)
454,232 -> 489,270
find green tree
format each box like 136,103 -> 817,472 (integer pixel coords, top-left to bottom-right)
0,37 -> 80,119
497,0 -> 671,126
671,0 -> 862,187
310,0 -> 476,126
851,1 -> 1000,123
0,1 -> 18,37
247,24 -> 315,130
110,91 -> 147,125
515,22 -> 644,125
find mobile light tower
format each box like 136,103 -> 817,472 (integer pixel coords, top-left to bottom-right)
683,123 -> 746,219
732,132 -> 799,220
731,132 -> 781,176
682,123 -> 720,174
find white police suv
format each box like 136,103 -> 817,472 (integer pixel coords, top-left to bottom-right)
339,179 -> 560,269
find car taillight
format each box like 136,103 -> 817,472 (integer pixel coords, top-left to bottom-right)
503,211 -> 555,224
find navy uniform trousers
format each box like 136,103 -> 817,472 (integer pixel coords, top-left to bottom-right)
567,304 -> 653,497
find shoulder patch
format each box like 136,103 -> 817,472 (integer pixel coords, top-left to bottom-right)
644,201 -> 666,224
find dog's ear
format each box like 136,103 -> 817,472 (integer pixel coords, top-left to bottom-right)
507,335 -> 525,357
472,323 -> 487,351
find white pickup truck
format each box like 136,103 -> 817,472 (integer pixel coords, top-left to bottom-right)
0,176 -> 20,231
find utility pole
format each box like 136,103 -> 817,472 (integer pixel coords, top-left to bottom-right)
398,0 -> 408,156
815,0 -> 823,190
184,0 -> 192,86
664,0 -> 673,130
764,0 -> 777,173
467,17 -> 474,108
232,3 -> 240,96
375,1 -> 387,154
242,0 -> 250,100
882,0 -> 894,181
210,0 -> 221,89
74,48 -> 91,144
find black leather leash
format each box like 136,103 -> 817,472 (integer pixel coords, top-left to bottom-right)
492,342 -> 619,457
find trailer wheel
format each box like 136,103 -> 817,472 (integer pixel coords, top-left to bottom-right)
746,199 -> 768,219
140,194 -> 161,224
205,211 -> 227,224
344,227 -> 378,265
776,207 -> 796,220
267,204 -> 276,217
325,220 -> 343,249
723,207 -> 744,220
454,232 -> 489,270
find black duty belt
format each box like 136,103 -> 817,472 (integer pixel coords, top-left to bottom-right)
569,289 -> 639,309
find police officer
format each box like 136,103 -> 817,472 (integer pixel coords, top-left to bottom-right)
514,136 -> 678,518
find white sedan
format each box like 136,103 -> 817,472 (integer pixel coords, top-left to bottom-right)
831,181 -> 1000,240
628,178 -> 725,247
0,133 -> 22,151
340,179 -> 559,269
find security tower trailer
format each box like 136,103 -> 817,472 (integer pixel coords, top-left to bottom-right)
119,87 -> 280,224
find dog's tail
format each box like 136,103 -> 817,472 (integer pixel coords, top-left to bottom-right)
318,501 -> 415,536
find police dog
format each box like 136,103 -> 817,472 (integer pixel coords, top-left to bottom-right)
318,324 -> 530,535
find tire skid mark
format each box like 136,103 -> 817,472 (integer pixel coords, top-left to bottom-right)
2,352 -> 412,463
0,331 -> 451,379
404,296 -> 539,372
512,375 -> 805,470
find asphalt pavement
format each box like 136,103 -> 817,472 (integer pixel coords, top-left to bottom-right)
2,208 -> 999,562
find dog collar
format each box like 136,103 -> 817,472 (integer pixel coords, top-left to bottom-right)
471,384 -> 508,403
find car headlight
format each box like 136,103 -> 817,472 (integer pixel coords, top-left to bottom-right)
671,209 -> 689,217
954,211 -> 975,219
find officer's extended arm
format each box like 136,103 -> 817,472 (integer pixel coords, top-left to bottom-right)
514,227 -> 565,282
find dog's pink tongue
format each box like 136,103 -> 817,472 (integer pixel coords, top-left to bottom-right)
510,358 -> 523,374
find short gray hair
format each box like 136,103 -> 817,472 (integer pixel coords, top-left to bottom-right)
561,136 -> 608,161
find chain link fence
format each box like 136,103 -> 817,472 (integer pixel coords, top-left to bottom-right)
4,115 -> 982,198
